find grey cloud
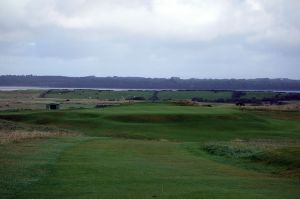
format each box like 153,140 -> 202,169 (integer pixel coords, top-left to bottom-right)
0,0 -> 299,79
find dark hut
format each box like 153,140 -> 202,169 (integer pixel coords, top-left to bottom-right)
46,103 -> 60,110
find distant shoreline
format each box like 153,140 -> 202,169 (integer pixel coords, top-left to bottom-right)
1,76 -> 299,91
1,86 -> 299,93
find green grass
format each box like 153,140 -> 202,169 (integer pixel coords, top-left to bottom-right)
41,90 -> 290,102
157,90 -> 233,101
242,91 -> 282,100
43,90 -> 154,100
44,89 -> 234,101
1,103 -> 300,198
201,141 -> 300,170
1,103 -> 299,141
0,90 -> 42,99
10,139 -> 300,199
0,136 -> 89,198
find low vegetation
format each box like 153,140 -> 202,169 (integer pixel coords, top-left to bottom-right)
0,90 -> 299,198
1,89 -> 299,112
0,130 -> 71,144
0,119 -> 77,144
202,140 -> 300,176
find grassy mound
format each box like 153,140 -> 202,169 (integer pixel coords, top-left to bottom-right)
0,103 -> 299,141
1,103 -> 300,198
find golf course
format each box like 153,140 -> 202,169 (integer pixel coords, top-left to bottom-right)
1,101 -> 300,198
1,0 -> 300,197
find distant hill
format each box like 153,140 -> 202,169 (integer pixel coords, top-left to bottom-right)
0,75 -> 300,91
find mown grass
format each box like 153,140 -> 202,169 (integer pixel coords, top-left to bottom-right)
1,103 -> 299,142
0,103 -> 300,198
0,136 -> 89,199
13,139 -> 300,199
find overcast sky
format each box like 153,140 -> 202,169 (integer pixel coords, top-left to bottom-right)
0,0 -> 299,79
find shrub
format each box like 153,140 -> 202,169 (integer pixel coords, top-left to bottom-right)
202,143 -> 259,158
125,96 -> 146,100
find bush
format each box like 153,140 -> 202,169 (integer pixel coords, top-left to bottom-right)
173,100 -> 196,106
232,91 -> 246,100
125,96 -> 146,100
191,97 -> 203,102
202,143 -> 259,158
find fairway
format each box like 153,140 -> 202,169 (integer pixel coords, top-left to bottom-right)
6,138 -> 300,199
1,103 -> 300,198
2,0 -> 300,197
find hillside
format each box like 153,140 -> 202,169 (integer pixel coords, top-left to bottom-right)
1,76 -> 300,90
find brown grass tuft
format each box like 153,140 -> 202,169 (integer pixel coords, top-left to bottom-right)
0,130 -> 77,144
241,103 -> 300,112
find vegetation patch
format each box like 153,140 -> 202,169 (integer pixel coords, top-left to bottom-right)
0,103 -> 299,142
0,131 -> 71,144
0,119 -> 77,144
0,102 -> 299,197
8,139 -> 300,199
107,114 -> 195,123
172,100 -> 198,106
0,137 -> 89,199
202,142 -> 260,158
202,140 -> 300,178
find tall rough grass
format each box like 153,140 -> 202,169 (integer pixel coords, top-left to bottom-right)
202,139 -> 300,178
0,119 -> 78,144
242,103 -> 300,112
0,131 -> 72,144
202,142 -> 260,158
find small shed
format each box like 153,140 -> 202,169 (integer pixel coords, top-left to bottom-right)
46,103 -> 60,110
235,102 -> 245,106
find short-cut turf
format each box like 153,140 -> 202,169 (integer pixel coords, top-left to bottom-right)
0,103 -> 300,198
1,103 -> 299,141
8,138 -> 300,199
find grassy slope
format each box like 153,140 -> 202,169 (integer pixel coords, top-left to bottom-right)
1,103 -> 300,198
0,137 -> 89,199
1,103 -> 299,141
17,139 -> 300,199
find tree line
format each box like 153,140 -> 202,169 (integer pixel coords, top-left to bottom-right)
0,75 -> 300,91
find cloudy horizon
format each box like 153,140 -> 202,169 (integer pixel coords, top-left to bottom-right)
0,0 -> 299,79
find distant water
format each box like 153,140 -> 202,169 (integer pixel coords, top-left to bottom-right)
0,86 -> 299,93
0,86 -> 165,91
236,89 -> 300,93
0,86 -> 49,91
